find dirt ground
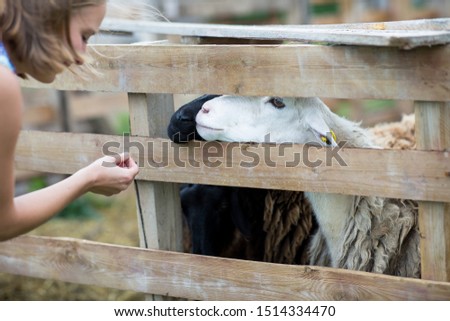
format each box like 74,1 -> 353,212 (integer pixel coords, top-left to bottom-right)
0,188 -> 148,301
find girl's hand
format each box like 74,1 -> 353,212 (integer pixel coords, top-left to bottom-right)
82,153 -> 139,196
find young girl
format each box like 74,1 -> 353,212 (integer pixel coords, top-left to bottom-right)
0,0 -> 139,241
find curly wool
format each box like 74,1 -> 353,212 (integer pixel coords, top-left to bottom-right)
263,190 -> 313,264
329,196 -> 420,277
368,114 -> 416,150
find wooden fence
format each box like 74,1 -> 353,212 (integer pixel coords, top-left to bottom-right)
0,18 -> 449,300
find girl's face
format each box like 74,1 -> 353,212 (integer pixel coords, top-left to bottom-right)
69,3 -> 106,58
23,3 -> 106,83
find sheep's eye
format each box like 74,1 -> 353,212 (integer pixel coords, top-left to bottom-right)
268,97 -> 285,109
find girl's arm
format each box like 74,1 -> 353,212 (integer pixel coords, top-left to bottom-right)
0,67 -> 139,241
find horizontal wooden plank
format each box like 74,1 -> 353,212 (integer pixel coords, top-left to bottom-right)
101,18 -> 450,49
15,130 -> 450,202
0,236 -> 448,300
19,44 -> 450,101
325,18 -> 450,31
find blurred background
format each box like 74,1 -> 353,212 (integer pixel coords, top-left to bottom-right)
4,0 -> 449,300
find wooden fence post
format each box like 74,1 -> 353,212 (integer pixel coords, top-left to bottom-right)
415,101 -> 450,282
128,93 -> 183,300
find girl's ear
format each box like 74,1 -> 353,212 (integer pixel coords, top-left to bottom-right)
305,112 -> 338,147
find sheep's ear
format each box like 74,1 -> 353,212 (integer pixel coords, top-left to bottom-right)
305,113 -> 338,147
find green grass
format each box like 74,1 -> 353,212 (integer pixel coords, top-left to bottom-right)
113,111 -> 131,135
362,100 -> 396,112
333,99 -> 396,119
334,101 -> 353,118
311,2 -> 339,16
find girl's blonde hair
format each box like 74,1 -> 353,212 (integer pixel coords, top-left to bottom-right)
0,0 -> 106,78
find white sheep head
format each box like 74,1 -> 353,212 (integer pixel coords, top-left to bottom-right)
195,95 -> 338,147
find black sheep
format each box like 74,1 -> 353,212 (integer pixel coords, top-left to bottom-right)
180,183 -> 266,260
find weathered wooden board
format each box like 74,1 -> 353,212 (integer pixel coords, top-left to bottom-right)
14,130 -> 450,202
128,93 -> 183,301
128,93 -> 183,251
0,236 -> 449,301
101,18 -> 450,49
415,101 -> 450,282
20,44 -> 450,101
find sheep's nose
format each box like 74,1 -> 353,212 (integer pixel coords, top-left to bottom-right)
201,104 -> 210,114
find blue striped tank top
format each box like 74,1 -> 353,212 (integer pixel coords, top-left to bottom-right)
0,42 -> 15,72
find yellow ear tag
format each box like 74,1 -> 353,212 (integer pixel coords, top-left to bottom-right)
331,130 -> 337,142
320,130 -> 337,145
